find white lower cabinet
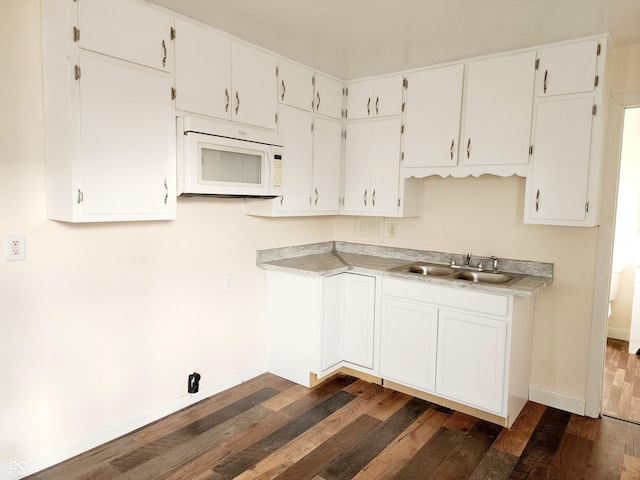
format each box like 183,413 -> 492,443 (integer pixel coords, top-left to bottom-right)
265,271 -> 534,427
380,277 -> 534,427
380,298 -> 438,392
265,271 -> 375,387
435,309 -> 507,414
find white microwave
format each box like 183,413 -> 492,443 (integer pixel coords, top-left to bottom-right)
177,116 -> 284,197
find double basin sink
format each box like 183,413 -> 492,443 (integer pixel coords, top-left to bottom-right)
390,262 -> 523,286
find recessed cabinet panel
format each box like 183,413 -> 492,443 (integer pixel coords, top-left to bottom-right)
174,18 -> 231,119
528,97 -> 594,221
342,274 -> 376,369
463,51 -> 535,166
314,74 -> 344,120
370,118 -> 402,214
537,40 -> 599,97
79,0 -> 173,72
380,298 -> 438,392
79,54 -> 175,216
278,60 -> 314,111
436,309 -> 507,414
344,122 -> 374,213
403,64 -> 464,167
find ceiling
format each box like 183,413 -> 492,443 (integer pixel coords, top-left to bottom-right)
149,0 -> 640,80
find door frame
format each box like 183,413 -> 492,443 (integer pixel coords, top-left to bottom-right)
586,93 -> 640,417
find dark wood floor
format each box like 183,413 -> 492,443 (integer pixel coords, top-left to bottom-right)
26,372 -> 640,480
603,338 -> 640,423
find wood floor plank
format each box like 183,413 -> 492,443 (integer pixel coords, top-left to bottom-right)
508,407 -> 571,479
622,454 -> 640,479
159,445 -> 231,480
273,414 -> 381,480
566,413 -> 600,441
469,447 -> 519,480
367,389 -> 413,421
350,408 -> 449,480
582,415 -> 626,480
212,390 -> 356,479
493,401 -> 546,456
262,385 -> 312,411
429,419 -> 504,479
319,397 -> 433,480
626,421 -> 640,458
547,432 -> 594,480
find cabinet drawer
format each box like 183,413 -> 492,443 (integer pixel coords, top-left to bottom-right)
382,278 -> 510,318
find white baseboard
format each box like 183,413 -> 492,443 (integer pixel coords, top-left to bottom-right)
529,385 -> 586,415
607,327 -> 630,341
3,362 -> 267,479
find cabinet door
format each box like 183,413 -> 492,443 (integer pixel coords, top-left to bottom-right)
537,40 -> 599,97
436,310 -> 507,414
312,117 -> 342,212
343,122 -> 373,213
342,274 -> 376,369
463,51 -> 535,166
231,42 -> 277,129
346,79 -> 375,120
370,118 -> 401,215
527,97 -> 594,222
322,275 -> 344,371
174,18 -> 232,119
403,65 -> 464,167
373,75 -> 404,117
79,54 -> 175,217
79,0 -> 172,72
347,76 -> 404,120
380,298 -> 438,392
277,108 -> 313,212
314,74 -> 344,120
279,60 -> 313,111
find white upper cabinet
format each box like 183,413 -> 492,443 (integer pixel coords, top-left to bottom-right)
536,39 -> 600,97
278,60 -> 314,111
311,117 -> 343,212
347,75 -> 405,120
462,51 -> 536,166
314,73 -> 345,120
403,64 -> 464,168
174,18 -> 231,119
343,118 -> 402,215
41,0 -> 176,222
78,0 -> 173,72
526,97 -> 594,222
173,19 -> 277,129
232,42 -> 278,129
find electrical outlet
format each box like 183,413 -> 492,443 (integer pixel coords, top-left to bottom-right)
223,274 -> 234,292
6,234 -> 25,261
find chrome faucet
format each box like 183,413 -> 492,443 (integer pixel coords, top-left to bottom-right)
491,256 -> 499,273
464,252 -> 472,267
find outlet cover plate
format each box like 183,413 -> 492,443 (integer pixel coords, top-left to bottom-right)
6,234 -> 26,261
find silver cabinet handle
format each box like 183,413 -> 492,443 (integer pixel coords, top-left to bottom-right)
316,92 -> 320,109
367,97 -> 371,116
543,70 -> 548,94
314,188 -> 319,206
363,188 -> 368,206
535,189 -> 540,212
162,40 -> 167,67
164,179 -> 168,205
235,91 -> 240,114
281,80 -> 285,101
225,88 -> 230,112
372,189 -> 376,207
450,140 -> 455,160
375,96 -> 379,115
466,138 -> 471,159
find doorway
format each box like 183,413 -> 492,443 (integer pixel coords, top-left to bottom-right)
602,106 -> 640,423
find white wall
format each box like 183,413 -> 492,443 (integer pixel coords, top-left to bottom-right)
0,1 -> 337,473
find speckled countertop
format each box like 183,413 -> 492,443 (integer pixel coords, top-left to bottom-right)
257,241 -> 553,298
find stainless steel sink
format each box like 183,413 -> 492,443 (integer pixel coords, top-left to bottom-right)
390,262 -> 522,286
390,263 -> 457,276
451,271 -> 515,284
